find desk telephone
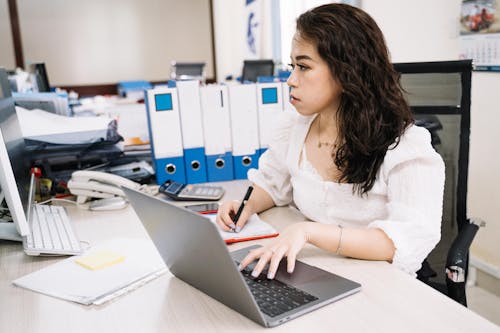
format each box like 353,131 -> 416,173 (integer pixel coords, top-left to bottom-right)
67,170 -> 156,204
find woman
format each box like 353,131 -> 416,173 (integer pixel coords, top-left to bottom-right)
216,4 -> 444,278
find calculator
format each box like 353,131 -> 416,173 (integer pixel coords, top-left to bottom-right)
159,180 -> 225,201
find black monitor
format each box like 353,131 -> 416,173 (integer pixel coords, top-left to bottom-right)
170,61 -> 206,81
29,62 -> 51,92
241,59 -> 274,83
0,67 -> 32,236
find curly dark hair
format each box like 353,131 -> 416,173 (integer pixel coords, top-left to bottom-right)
296,4 -> 413,195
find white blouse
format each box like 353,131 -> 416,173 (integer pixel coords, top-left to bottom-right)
248,113 -> 445,275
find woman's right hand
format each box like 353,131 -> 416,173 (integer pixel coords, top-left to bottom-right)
215,200 -> 254,232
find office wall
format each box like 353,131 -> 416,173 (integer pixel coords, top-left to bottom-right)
13,0 -> 214,86
0,0 -> 16,69
363,0 -> 461,62
363,0 -> 500,278
467,72 -> 500,270
212,0 -> 246,82
212,0 -> 274,82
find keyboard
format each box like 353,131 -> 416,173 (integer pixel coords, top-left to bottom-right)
24,205 -> 82,255
241,267 -> 318,317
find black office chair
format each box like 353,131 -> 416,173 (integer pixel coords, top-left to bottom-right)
394,60 -> 484,307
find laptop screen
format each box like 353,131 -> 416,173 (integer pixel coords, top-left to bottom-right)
0,68 -> 33,236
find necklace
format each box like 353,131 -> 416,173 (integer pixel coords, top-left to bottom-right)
317,114 -> 337,149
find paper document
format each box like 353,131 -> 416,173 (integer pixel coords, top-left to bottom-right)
207,214 -> 279,244
16,106 -> 113,144
12,238 -> 166,305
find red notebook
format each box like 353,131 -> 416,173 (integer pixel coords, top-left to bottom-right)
205,214 -> 279,244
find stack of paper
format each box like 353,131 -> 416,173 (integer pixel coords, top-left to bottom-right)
12,238 -> 166,305
16,106 -> 114,145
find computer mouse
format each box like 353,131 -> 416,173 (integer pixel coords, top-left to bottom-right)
89,197 -> 128,211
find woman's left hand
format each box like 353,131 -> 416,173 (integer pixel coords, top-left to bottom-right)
238,222 -> 310,279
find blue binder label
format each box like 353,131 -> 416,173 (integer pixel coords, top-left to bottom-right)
261,87 -> 278,104
155,93 -> 173,111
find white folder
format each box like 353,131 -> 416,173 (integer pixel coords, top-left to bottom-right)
144,87 -> 186,184
200,84 -> 234,181
256,82 -> 283,155
228,84 -> 260,179
176,80 -> 207,184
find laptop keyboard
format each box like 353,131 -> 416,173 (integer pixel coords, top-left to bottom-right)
240,267 -> 318,317
25,205 -> 82,255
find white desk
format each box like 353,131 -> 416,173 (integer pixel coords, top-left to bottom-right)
0,181 -> 498,332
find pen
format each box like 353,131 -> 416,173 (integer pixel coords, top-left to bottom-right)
232,186 -> 254,233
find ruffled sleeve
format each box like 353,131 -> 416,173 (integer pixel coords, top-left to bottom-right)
368,125 -> 445,275
247,113 -> 298,206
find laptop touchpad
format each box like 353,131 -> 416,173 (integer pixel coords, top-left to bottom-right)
275,260 -> 326,284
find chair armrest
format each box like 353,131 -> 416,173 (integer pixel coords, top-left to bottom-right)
446,218 -> 485,305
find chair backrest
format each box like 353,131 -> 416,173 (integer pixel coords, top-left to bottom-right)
394,60 -> 472,286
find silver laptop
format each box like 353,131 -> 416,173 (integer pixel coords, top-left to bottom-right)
124,187 -> 361,327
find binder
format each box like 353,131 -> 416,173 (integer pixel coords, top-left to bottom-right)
144,87 -> 186,184
228,84 -> 260,179
256,82 -> 283,156
176,80 -> 208,184
281,82 -> 296,114
200,85 -> 234,182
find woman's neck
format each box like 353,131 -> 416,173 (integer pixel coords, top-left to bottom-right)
315,112 -> 339,149
317,111 -> 338,135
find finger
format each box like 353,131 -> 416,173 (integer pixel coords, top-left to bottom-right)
215,218 -> 232,232
220,213 -> 237,231
267,246 -> 287,279
216,204 -> 236,231
286,248 -> 298,273
239,247 -> 264,270
215,210 -> 233,231
234,206 -> 252,232
251,249 -> 273,278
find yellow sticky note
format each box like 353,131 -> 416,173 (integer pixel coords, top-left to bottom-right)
75,250 -> 125,271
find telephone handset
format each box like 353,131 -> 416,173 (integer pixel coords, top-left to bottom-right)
67,170 -> 154,204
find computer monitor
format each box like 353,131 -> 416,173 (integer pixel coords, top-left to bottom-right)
0,67 -> 32,237
241,59 -> 274,83
170,61 -> 206,81
29,62 -> 51,92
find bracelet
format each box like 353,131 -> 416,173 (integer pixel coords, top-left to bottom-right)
335,225 -> 344,255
